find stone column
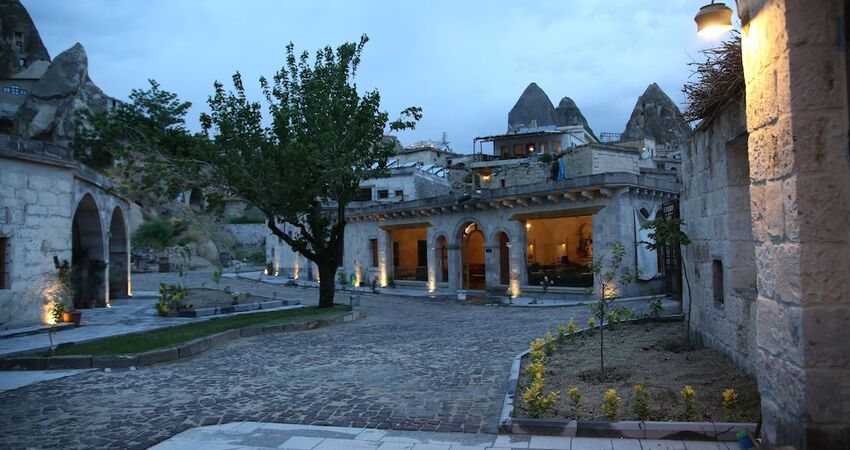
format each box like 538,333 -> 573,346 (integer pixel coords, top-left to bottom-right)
509,220 -> 528,296
378,229 -> 390,287
738,1 -> 850,447
484,242 -> 499,292
447,244 -> 462,292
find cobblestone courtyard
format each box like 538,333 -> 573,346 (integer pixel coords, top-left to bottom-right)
0,271 -> 641,449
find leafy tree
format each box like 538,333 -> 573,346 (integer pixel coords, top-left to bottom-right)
75,35 -> 420,308
641,218 -> 693,347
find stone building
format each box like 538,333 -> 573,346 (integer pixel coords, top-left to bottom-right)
0,133 -> 131,329
267,82 -> 686,299
682,1 -> 850,447
0,0 -> 131,330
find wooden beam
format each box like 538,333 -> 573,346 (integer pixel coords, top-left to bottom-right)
581,190 -> 595,200
489,201 -> 502,209
531,196 -> 542,204
516,198 -> 528,206
546,194 -> 560,202
502,200 -> 514,208
599,188 -> 613,198
564,192 -> 577,201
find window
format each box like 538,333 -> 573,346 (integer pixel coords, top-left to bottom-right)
713,260 -> 724,305
500,179 -> 506,188
356,187 -> 372,201
417,240 -> 427,267
18,58 -> 26,67
394,190 -> 403,199
378,189 -> 389,199
14,32 -> 23,52
513,144 -> 522,157
370,239 -> 378,267
3,85 -> 28,96
526,143 -> 535,154
540,142 -> 547,154
392,242 -> 400,267
0,238 -> 7,289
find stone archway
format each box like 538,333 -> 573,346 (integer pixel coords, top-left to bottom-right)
459,222 -> 486,290
108,207 -> 129,301
72,194 -> 105,309
189,188 -> 203,210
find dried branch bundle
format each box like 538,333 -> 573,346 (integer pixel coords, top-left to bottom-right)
683,33 -> 744,124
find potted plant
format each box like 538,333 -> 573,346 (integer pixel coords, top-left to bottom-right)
54,257 -> 82,327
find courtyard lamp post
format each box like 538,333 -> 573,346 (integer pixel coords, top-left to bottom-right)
694,1 -> 734,38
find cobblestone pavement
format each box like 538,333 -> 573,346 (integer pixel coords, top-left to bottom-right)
0,271 -> 666,449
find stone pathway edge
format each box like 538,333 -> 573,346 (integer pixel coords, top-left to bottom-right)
0,309 -> 364,371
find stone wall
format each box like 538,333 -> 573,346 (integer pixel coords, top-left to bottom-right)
222,223 -> 267,247
682,99 -> 758,373
482,160 -> 550,189
0,147 -> 130,329
563,144 -> 640,177
735,1 -> 850,447
0,159 -> 73,327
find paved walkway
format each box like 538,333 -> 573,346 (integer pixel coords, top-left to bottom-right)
151,422 -> 733,450
0,271 -> 680,449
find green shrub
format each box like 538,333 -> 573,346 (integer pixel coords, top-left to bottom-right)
540,152 -> 553,163
133,219 -> 174,250
157,283 -> 187,316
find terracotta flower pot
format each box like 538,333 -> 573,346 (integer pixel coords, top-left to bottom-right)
62,310 -> 82,327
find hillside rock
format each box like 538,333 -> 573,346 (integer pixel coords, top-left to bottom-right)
622,83 -> 691,146
14,43 -> 110,145
0,0 -> 50,78
508,82 -> 557,132
554,96 -> 597,141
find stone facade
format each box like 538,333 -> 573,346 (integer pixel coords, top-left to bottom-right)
682,99 -> 758,373
222,223 -> 267,247
0,133 -> 131,329
680,2 -> 850,447
337,173 -> 675,298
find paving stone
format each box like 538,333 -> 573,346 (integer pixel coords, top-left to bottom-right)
0,271 -> 667,449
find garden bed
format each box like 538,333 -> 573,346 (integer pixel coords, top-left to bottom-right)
172,288 -> 297,317
514,320 -> 760,423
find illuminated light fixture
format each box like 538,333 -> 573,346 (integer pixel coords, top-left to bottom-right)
525,223 -> 531,230
695,1 -> 733,38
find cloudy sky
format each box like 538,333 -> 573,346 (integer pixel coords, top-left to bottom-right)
23,0 -> 735,154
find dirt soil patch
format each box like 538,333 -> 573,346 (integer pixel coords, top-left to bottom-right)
515,320 -> 761,422
181,288 -> 276,309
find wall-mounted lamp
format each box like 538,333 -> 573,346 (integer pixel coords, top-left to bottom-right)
695,1 -> 733,38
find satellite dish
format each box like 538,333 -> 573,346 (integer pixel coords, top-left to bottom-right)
640,149 -> 651,160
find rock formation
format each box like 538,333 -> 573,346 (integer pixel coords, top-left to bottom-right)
554,96 -> 597,141
0,0 -> 51,78
622,83 -> 691,146
14,43 -> 111,145
508,82 -> 557,132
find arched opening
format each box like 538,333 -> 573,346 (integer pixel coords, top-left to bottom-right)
108,207 -> 129,300
189,188 -> 203,210
434,235 -> 448,283
498,231 -> 510,285
461,223 -> 485,290
72,194 -> 105,309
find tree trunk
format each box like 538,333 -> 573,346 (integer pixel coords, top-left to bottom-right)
317,260 -> 338,308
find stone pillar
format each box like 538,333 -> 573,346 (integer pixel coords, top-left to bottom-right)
447,244 -> 461,292
738,1 -> 850,447
426,229 -> 437,291
509,220 -> 528,296
484,242 -> 499,292
378,229 -> 390,287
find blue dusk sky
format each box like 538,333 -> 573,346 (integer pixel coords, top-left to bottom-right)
23,0 -> 737,153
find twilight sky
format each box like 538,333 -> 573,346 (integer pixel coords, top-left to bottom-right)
23,0 -> 736,154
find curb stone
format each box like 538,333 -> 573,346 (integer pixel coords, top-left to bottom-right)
500,314 -> 757,441
0,310 -> 364,371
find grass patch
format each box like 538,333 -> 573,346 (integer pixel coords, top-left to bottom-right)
48,305 -> 349,357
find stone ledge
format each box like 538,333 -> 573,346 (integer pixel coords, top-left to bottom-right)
497,314 -> 757,442
0,310 -> 364,371
177,300 -> 297,318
